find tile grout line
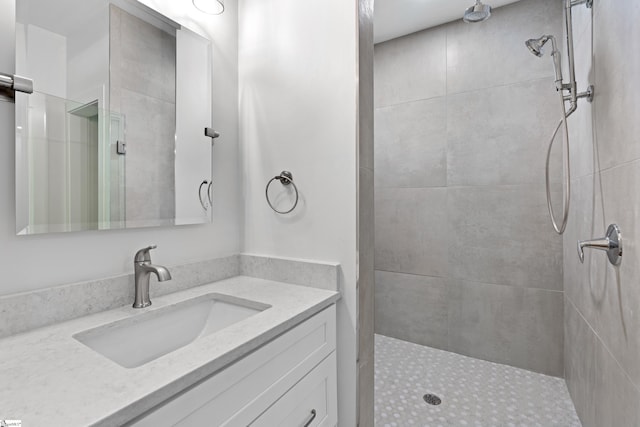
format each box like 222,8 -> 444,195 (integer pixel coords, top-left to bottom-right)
375,182 -> 565,191
566,295 -> 640,394
375,268 -> 564,294
374,75 -> 557,111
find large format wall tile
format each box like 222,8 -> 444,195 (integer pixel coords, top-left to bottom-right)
375,270 -> 448,350
563,1 -> 640,423
445,0 -> 562,94
594,161 -> 640,387
117,5 -> 176,104
564,161 -> 640,391
121,88 -> 176,222
111,6 -> 177,224
446,78 -> 561,186
447,185 -> 563,290
566,295 -> 640,427
562,172 -> 606,332
448,279 -> 564,376
373,0 -> 565,377
375,187 -> 447,277
594,335 -> 640,427
374,26 -> 446,108
375,97 -> 446,188
566,296 -> 640,427
592,0 -> 640,170
564,298 -> 598,427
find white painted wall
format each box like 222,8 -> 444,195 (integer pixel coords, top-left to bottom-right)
0,0 -> 240,295
238,0 -> 358,424
20,24 -> 67,97
65,4 -> 108,106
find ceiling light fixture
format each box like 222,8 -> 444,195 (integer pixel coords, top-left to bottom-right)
192,0 -> 224,15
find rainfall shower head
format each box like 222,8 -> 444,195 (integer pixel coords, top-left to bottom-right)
525,35 -> 552,57
463,0 -> 492,23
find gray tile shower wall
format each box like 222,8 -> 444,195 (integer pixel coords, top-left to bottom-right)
373,0 -> 565,376
563,0 -> 640,425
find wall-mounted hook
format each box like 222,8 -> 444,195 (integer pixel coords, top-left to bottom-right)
205,127 -> 220,140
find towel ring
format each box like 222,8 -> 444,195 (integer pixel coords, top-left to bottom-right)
265,171 -> 299,214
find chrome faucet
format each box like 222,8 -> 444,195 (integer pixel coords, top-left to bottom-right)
577,224 -> 622,266
133,245 -> 172,308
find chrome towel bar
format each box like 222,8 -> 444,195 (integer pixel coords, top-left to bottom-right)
0,72 -> 33,101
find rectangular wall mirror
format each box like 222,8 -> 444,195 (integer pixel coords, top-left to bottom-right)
15,0 -> 213,235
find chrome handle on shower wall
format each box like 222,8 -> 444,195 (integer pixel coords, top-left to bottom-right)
577,224 -> 622,265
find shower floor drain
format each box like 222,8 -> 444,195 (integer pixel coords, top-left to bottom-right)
423,393 -> 442,406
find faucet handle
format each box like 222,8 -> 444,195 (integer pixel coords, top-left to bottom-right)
134,245 -> 157,263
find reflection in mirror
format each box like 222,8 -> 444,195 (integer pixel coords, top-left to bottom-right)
15,0 -> 213,235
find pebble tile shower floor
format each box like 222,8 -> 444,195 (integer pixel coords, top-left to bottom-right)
375,334 -> 581,427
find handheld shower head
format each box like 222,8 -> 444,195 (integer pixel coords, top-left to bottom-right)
463,0 -> 492,23
525,35 -> 563,90
525,35 -> 552,57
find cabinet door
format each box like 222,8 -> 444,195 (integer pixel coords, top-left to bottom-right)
250,353 -> 337,427
128,305 -> 336,427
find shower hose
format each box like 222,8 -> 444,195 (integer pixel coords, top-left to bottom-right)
545,90 -> 571,234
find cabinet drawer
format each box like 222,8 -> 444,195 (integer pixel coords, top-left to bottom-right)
129,305 -> 336,427
250,352 -> 337,427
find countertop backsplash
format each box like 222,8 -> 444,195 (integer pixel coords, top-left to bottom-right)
0,254 -> 340,339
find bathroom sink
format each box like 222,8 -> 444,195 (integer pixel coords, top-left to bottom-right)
73,293 -> 270,368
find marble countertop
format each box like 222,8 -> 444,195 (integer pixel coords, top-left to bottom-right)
0,276 -> 340,426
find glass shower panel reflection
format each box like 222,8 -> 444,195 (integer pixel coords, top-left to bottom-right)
15,91 -> 124,234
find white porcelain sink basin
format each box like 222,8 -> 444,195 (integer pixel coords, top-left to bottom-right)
74,293 -> 270,368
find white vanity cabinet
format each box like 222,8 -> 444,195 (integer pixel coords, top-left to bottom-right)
129,304 -> 337,427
